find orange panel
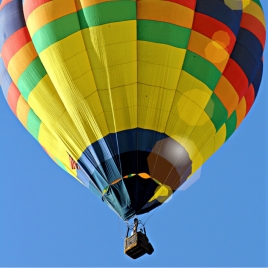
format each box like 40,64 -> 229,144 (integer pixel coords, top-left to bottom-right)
235,98 -> 246,128
214,76 -> 239,117
137,1 -> 194,28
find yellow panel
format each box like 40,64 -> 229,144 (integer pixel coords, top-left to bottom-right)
87,41 -> 137,69
104,106 -> 137,133
84,21 -> 136,48
235,97 -> 246,128
98,84 -> 137,132
39,36 -> 101,116
137,1 -> 194,28
165,102 -> 216,152
26,0 -> 76,36
98,84 -> 137,112
82,20 -> 137,130
28,75 -> 66,123
199,136 -> 215,163
64,50 -> 91,80
137,106 -> 169,132
188,31 -> 229,72
176,70 -> 212,109
55,32 -> 88,61
8,42 -> 37,84
166,112 -> 194,140
170,92 -> 211,127
169,135 -> 203,171
138,61 -> 180,90
28,76 -> 90,157
38,123 -> 77,177
137,84 -> 175,111
214,124 -> 226,152
138,41 -> 186,69
191,152 -> 204,173
83,21 -> 137,91
16,95 -> 30,127
136,83 -> 175,132
37,34 -> 107,150
92,62 -> 137,90
243,1 -> 266,28
53,111 -> 90,159
72,71 -> 97,99
137,40 -> 184,91
187,117 -> 217,172
29,95 -> 90,167
94,113 -> 110,137
84,91 -> 105,117
192,113 -> 216,145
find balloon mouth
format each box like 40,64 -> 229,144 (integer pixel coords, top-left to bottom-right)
103,173 -> 161,194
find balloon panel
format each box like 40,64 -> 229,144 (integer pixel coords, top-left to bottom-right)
0,0 -> 266,220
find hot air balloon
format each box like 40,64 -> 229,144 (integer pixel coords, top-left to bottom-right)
0,0 -> 266,259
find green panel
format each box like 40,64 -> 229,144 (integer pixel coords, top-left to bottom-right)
78,1 -> 136,28
18,57 -> 47,101
252,0 -> 262,9
225,111 -> 237,141
138,20 -> 191,49
27,109 -> 41,140
205,93 -> 228,131
183,51 -> 222,90
32,13 -> 80,53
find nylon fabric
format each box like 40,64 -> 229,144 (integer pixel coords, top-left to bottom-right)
0,0 -> 266,220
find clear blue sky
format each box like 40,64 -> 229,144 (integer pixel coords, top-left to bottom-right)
0,3 -> 267,267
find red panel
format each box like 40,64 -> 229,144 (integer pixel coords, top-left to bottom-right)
69,156 -> 80,170
2,27 -> 31,67
223,58 -> 248,101
192,13 -> 236,54
244,84 -> 255,115
7,82 -> 21,116
240,13 -> 266,49
23,0 -> 52,20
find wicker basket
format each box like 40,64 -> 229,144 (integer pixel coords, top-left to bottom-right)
124,232 -> 154,259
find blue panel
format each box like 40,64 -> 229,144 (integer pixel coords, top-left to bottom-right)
137,129 -> 167,151
80,128 -> 168,175
100,158 -> 121,183
235,28 -> 263,63
252,61 -> 263,97
0,1 -> 25,49
92,138 -> 115,163
78,128 -> 169,189
0,58 -> 12,99
76,169 -> 90,188
118,129 -> 137,153
231,43 -> 260,84
78,153 -> 109,191
218,0 -> 243,18
196,0 -> 242,36
77,169 -> 104,201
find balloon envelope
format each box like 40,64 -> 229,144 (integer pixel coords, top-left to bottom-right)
0,0 -> 266,220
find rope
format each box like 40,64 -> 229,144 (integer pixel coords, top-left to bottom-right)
117,216 -> 125,239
